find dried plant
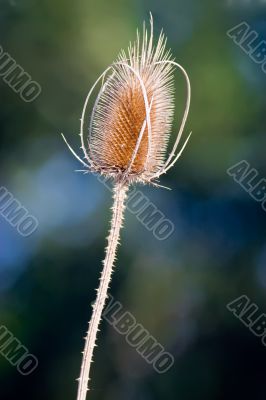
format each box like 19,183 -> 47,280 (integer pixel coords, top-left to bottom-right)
62,14 -> 191,400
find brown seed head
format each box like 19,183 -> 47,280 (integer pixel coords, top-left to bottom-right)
62,15 -> 191,187
88,17 -> 176,183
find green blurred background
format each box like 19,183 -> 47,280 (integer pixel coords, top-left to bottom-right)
1,0 -> 266,399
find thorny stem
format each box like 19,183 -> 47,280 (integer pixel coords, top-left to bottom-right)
77,183 -> 128,400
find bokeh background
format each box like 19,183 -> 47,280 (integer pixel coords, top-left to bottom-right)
1,0 -> 266,399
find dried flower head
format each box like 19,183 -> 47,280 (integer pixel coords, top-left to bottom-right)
63,13 -> 191,187
62,14 -> 191,400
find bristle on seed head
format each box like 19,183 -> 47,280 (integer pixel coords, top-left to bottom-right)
63,14 -> 191,186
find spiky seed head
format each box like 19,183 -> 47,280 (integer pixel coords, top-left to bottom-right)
88,17 -> 177,183
89,23 -> 175,183
63,14 -> 191,186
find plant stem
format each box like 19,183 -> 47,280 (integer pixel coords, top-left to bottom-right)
77,182 -> 128,400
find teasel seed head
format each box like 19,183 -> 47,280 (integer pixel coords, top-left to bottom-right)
62,13 -> 191,187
